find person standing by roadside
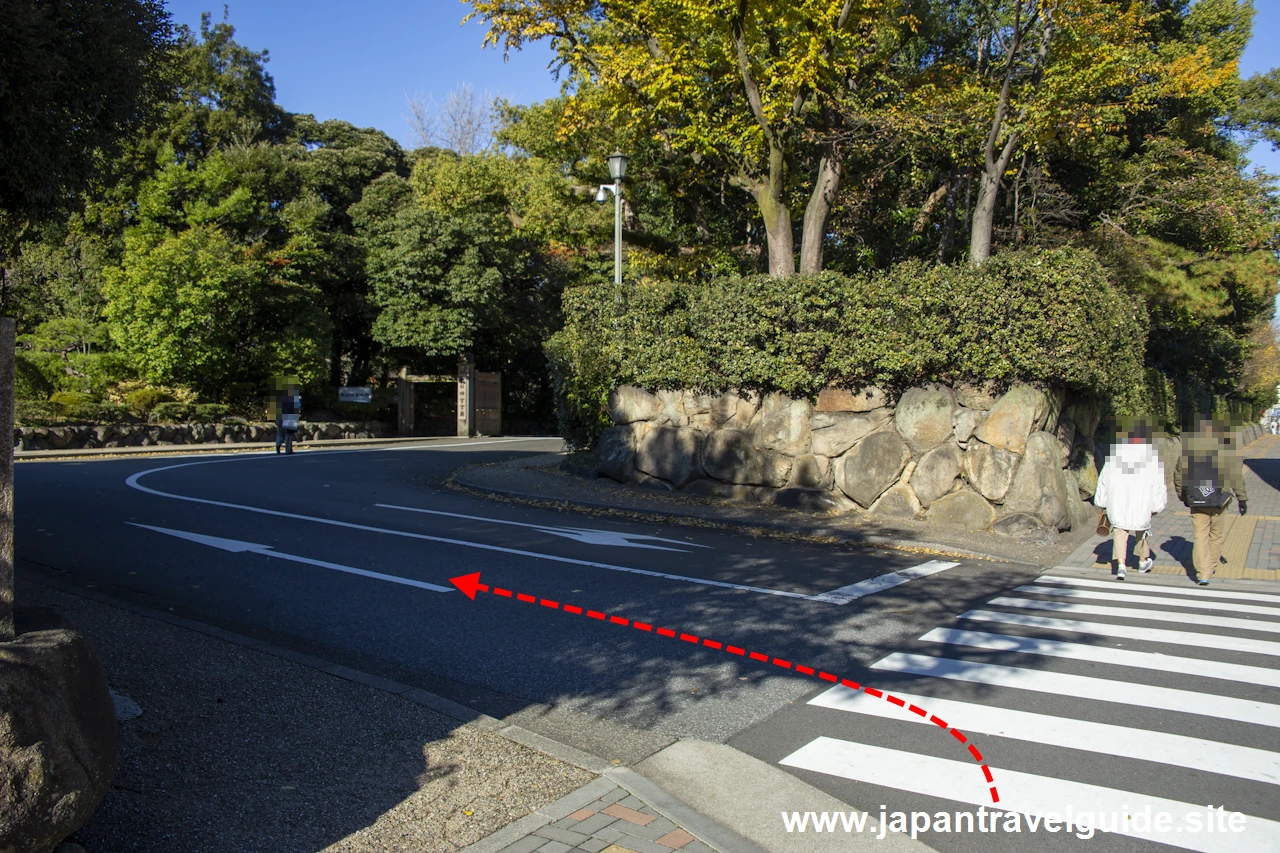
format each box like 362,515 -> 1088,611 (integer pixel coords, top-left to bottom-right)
1094,421 -> 1167,581
270,379 -> 301,455
1174,418 -> 1248,586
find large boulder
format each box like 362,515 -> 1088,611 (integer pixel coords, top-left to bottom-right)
992,513 -> 1043,538
1054,412 -> 1076,467
973,385 -> 1048,454
758,488 -> 855,513
680,479 -> 759,502
43,427 -> 76,450
657,390 -> 689,427
596,423 -> 646,482
869,483 -> 924,519
1062,470 -> 1098,531
0,623 -> 116,853
683,393 -> 716,430
953,408 -> 985,448
912,442 -> 964,507
710,391 -> 760,429
786,454 -> 833,490
1070,397 -> 1100,440
810,409 -> 892,457
609,385 -> 664,424
926,489 -> 997,529
954,381 -> 1000,411
894,385 -> 956,455
755,393 -> 812,457
701,429 -> 792,488
815,386 -> 888,412
837,431 -> 911,507
635,427 -> 704,488
1002,431 -> 1070,530
964,443 -> 1020,503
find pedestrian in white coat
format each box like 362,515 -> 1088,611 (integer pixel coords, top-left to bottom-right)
1094,423 -> 1167,580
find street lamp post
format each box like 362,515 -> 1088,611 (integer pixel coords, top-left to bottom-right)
595,152 -> 628,286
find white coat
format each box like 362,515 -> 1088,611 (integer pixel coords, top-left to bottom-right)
1093,441 -> 1168,531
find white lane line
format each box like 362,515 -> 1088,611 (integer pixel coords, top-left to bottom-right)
130,523 -> 456,592
989,597 -> 1280,635
813,560 -> 960,604
871,653 -> 1280,728
780,737 -> 1280,853
376,503 -> 712,553
808,684 -> 1280,787
1039,575 -> 1280,604
1012,585 -> 1280,617
125,458 -> 822,601
126,444 -> 953,603
919,627 -> 1280,688
959,609 -> 1280,658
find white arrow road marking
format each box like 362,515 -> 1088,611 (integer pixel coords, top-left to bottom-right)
125,441 -> 959,602
129,523 -> 457,592
375,503 -> 712,552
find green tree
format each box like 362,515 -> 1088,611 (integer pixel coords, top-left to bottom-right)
292,116 -> 408,384
0,0 -> 171,224
466,0 -> 904,276
104,224 -> 327,395
1235,68 -> 1280,151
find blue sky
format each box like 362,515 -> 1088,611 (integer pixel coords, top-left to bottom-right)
163,0 -> 562,148
164,0 -> 1278,170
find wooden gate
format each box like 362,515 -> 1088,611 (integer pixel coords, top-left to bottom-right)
474,372 -> 502,436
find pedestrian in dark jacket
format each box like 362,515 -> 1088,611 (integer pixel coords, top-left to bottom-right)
1173,418 -> 1248,586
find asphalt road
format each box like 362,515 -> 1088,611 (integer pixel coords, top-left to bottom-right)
15,438 -> 1280,853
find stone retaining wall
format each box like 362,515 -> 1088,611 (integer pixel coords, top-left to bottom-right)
13,421 -> 391,451
596,383 -> 1106,536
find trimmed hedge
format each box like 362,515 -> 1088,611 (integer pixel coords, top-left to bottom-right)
546,247 -> 1148,448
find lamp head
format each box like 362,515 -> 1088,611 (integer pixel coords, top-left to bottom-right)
607,151 -> 628,181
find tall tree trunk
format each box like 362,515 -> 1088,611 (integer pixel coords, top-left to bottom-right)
799,145 -> 841,274
737,143 -> 796,277
937,169 -> 960,264
968,167 -> 1002,266
329,329 -> 344,387
756,186 -> 795,278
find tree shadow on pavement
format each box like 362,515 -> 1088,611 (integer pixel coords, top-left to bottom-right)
21,579 -> 591,853
1245,457 -> 1279,491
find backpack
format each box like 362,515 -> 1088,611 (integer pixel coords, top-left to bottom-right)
1185,452 -> 1229,509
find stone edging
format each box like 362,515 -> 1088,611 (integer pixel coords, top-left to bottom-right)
450,455 -> 1039,566
13,420 -> 392,452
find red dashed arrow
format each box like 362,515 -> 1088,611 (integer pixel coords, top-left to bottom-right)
450,572 -> 999,803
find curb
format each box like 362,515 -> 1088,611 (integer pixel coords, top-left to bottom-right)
24,565 -> 754,853
451,456 -> 1044,569
14,434 -> 456,461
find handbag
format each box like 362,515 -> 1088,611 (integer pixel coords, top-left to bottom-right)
1096,511 -> 1111,537
282,413 -> 300,431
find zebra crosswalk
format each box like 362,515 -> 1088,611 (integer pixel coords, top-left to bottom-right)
776,573 -> 1280,852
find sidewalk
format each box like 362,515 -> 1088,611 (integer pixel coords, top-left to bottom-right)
21,567 -> 903,853
1060,432 -> 1279,579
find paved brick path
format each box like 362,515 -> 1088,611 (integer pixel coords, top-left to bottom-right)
1062,432 -> 1280,579
462,777 -> 720,853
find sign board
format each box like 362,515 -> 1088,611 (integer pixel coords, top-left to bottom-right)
338,386 -> 373,404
